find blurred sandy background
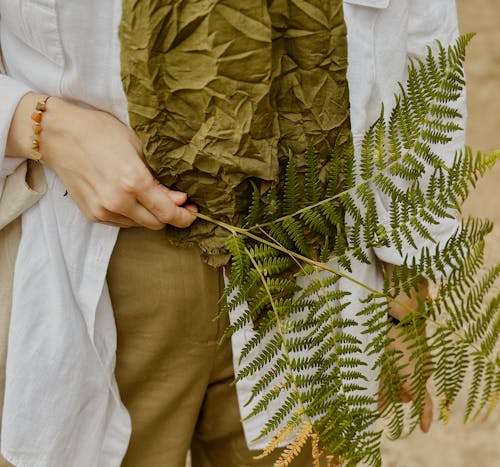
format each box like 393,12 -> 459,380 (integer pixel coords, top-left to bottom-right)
187,1 -> 500,466
381,1 -> 500,466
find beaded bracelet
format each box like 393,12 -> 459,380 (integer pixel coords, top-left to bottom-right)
29,95 -> 51,161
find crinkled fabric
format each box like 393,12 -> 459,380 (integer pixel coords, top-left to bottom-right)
120,1 -> 350,266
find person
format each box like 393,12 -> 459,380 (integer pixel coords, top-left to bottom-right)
0,1 -> 464,466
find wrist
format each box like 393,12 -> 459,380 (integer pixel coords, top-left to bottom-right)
6,92 -> 87,167
40,96 -> 84,168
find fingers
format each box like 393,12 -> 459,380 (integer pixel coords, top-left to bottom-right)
67,181 -> 165,230
378,368 -> 433,434
420,390 -> 433,433
86,203 -> 155,229
383,390 -> 433,434
136,183 -> 197,228
104,192 -> 196,230
400,385 -> 433,433
167,189 -> 188,206
103,195 -> 165,230
58,145 -> 197,230
114,165 -> 197,228
125,202 -> 166,230
100,206 -> 162,230
399,390 -> 413,403
43,102 -> 198,230
80,180 -> 196,230
101,221 -> 137,228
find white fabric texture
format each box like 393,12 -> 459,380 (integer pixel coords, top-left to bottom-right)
344,0 -> 465,266
232,0 -> 465,450
0,0 -> 463,465
0,161 -> 46,230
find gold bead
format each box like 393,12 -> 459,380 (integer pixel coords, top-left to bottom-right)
36,101 -> 47,112
30,149 -> 42,161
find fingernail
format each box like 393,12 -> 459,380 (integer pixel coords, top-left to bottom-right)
168,190 -> 187,204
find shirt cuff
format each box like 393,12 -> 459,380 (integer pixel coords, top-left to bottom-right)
0,75 -> 34,177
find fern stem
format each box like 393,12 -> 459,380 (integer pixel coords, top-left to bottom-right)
244,245 -> 312,437
193,211 -> 494,363
193,211 -> 381,296
247,46 -> 475,234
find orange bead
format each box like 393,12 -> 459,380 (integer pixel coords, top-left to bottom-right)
31,111 -> 42,123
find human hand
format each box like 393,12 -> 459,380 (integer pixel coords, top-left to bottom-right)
379,264 -> 433,433
381,322 -> 433,433
7,93 -> 197,229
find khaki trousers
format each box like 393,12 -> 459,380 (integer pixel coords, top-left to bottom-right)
108,227 -> 312,467
0,223 -> 312,466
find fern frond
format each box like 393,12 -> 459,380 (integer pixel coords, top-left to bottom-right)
274,421 -> 313,467
200,35 -> 500,466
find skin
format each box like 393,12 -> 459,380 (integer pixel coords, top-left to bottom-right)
382,263 -> 433,433
7,92 -> 432,433
6,92 -> 197,229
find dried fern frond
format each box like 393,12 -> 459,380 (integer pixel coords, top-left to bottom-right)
274,421 -> 313,467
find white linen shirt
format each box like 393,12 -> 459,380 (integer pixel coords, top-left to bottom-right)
0,1 -> 463,465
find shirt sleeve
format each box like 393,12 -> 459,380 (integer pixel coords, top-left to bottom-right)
0,40 -> 35,195
371,0 -> 466,266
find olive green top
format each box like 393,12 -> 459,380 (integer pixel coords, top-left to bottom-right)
120,0 -> 350,266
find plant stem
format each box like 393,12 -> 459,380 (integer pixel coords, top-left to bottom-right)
191,210 -> 490,359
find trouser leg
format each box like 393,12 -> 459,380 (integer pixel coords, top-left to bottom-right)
190,328 -> 313,467
108,227 -> 223,467
108,226 -> 314,467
